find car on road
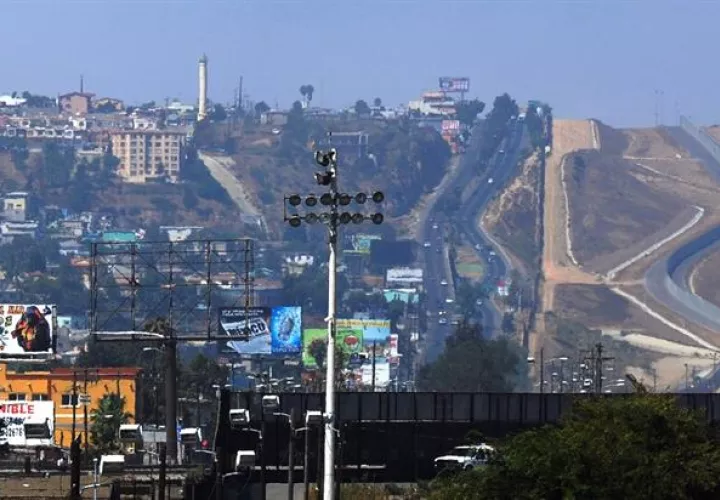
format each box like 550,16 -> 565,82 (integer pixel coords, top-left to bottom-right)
423,241 -> 431,248
445,298 -> 454,304
498,149 -> 505,154
432,223 -> 439,230
475,244 -> 481,250
440,279 -> 448,286
488,177 -> 494,184
438,318 -> 448,325
434,444 -> 496,472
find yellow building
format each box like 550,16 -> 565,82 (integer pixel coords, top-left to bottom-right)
110,129 -> 185,183
0,365 -> 141,448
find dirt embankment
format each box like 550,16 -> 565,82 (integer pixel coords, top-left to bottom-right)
483,153 -> 540,274
536,120 -> 720,389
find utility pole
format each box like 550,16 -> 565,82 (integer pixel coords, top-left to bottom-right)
583,343 -> 614,394
165,337 -> 178,464
71,370 -> 77,445
83,369 -> 89,465
283,136 -> 385,500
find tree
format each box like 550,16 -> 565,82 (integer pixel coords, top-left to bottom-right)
455,99 -> 486,127
210,103 -> 227,121
299,85 -> 315,106
354,99 -> 371,117
417,321 -> 528,392
431,396 -> 720,500
254,101 -> 270,116
373,97 -> 383,108
90,393 -> 132,454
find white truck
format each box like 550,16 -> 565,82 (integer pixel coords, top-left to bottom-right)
433,443 -> 496,472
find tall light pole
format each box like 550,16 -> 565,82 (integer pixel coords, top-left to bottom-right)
283,140 -> 385,500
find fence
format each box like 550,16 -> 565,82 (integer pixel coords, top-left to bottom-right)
679,115 -> 720,165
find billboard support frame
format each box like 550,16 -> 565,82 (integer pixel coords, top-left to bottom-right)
89,238 -> 256,342
89,238 -> 257,465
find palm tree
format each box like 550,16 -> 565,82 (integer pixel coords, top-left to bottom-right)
90,394 -> 132,454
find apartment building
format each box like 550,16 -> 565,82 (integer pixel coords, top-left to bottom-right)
110,129 -> 185,183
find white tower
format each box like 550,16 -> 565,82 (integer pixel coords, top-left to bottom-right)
198,54 -> 208,121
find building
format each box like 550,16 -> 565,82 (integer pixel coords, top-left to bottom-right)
0,365 -> 141,448
93,97 -> 124,113
58,92 -> 94,115
3,192 -> 28,222
110,129 -> 185,183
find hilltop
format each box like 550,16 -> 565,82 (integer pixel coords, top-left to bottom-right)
195,114 -> 453,235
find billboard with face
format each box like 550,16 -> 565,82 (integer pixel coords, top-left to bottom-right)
0,305 -> 55,356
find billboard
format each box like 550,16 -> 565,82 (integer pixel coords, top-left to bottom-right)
302,328 -> 363,368
270,307 -> 303,354
0,401 -> 54,446
219,306 -> 302,355
344,233 -> 382,255
439,77 -> 470,93
337,318 -> 391,344
386,268 -> 423,285
0,304 -> 55,356
441,120 -> 461,134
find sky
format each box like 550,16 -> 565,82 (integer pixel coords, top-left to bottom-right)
3,0 -> 719,127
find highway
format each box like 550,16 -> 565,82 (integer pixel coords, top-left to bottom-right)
420,118 -> 526,363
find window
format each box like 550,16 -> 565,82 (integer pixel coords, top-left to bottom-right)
31,394 -> 50,401
61,394 -> 79,407
8,393 -> 26,401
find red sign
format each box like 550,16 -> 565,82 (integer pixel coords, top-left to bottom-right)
0,403 -> 35,415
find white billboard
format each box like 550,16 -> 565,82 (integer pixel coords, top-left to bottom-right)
0,304 -> 55,356
0,401 -> 54,446
386,268 -> 423,285
361,362 -> 390,389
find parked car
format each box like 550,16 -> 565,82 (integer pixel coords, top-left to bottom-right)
434,444 -> 496,472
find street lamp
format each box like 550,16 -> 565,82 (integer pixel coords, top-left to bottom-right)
283,138 -> 385,500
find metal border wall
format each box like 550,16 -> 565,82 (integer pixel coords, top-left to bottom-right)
680,116 -> 720,165
228,392 -> 720,425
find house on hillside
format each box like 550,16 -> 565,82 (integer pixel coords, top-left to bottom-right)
58,92 -> 94,115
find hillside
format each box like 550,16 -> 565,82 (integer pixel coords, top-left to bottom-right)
502,118 -> 720,389
197,116 -> 452,234
0,148 -> 242,232
482,152 -> 540,273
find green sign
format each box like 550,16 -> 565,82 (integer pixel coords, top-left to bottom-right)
302,328 -> 363,368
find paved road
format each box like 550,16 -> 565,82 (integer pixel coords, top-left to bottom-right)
457,118 -> 527,333
642,127 -> 720,334
198,151 -> 268,234
420,119 -> 525,362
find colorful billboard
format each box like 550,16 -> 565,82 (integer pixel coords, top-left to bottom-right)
302,328 -> 363,368
441,120 -> 461,133
439,77 -> 470,93
270,307 -> 302,354
0,305 -> 55,356
0,401 -> 54,446
219,306 -> 302,355
337,318 -> 390,344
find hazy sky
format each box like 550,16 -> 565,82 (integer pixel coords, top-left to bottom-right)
3,0 -> 718,127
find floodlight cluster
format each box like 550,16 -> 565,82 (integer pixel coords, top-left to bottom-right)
284,191 -> 385,228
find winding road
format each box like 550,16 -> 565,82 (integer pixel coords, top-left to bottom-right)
642,126 -> 720,339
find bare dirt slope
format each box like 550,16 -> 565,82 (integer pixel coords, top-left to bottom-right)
692,251 -> 720,307
483,153 -> 540,274
536,120 -> 720,385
